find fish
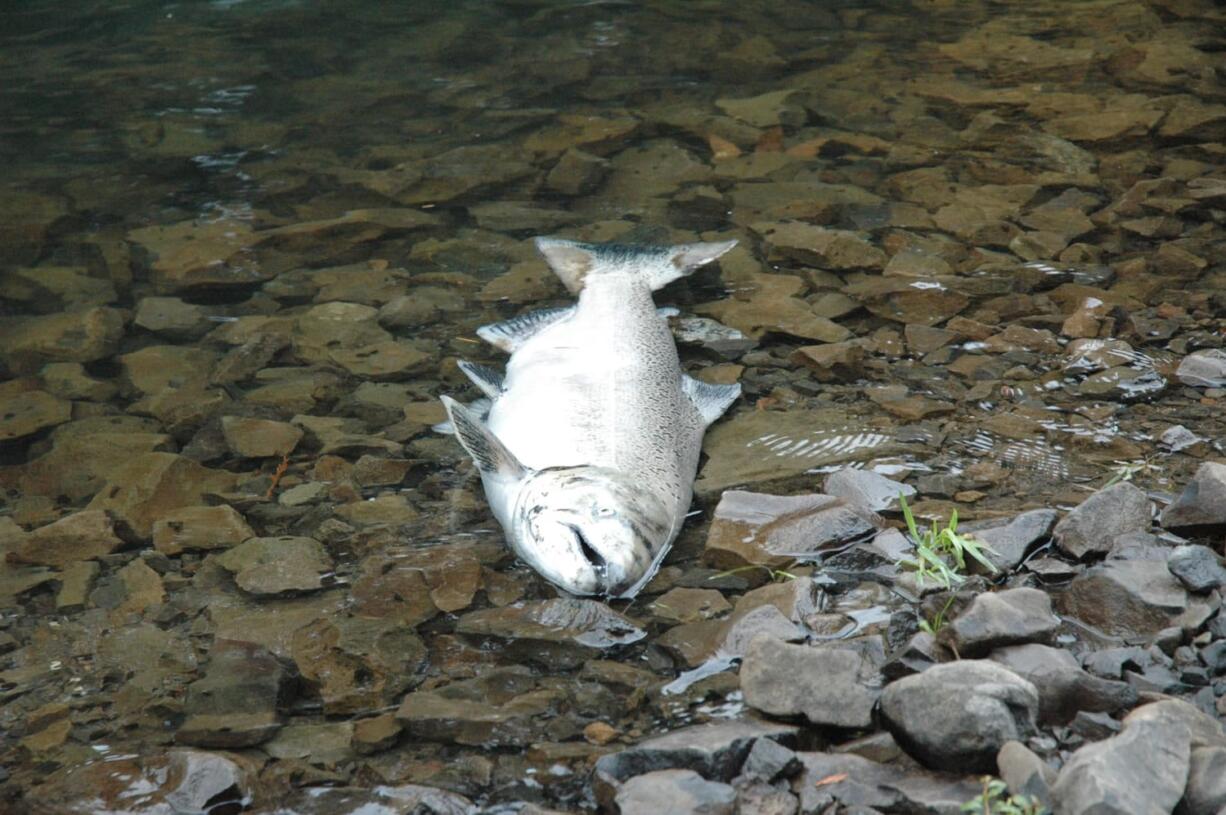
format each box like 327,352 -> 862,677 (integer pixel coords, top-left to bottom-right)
440,236 -> 741,598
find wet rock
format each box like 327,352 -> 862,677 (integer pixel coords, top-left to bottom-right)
822,469 -> 915,513
469,200 -> 581,232
152,505 -> 254,555
133,296 -> 212,340
1184,746 -> 1226,815
615,769 -> 735,815
55,560 -> 99,611
0,306 -> 126,373
216,536 -> 333,596
329,340 -> 433,379
997,741 -> 1056,809
1053,482 -> 1152,558
86,452 -> 237,538
1177,349 -> 1226,388
943,587 -> 1060,657
989,643 -> 1136,725
703,490 -> 877,571
717,90 -> 804,128
696,274 -> 851,344
8,510 -> 126,568
1168,545 -> 1226,593
291,615 -> 426,715
1051,701 -> 1192,815
128,218 -> 266,292
264,722 -> 355,765
791,751 -> 980,813
177,639 -> 288,747
753,222 -> 885,270
40,361 -> 117,402
741,736 -> 802,782
594,718 -> 798,806
395,667 -> 560,747
220,416 -> 303,458
648,587 -> 732,624
740,635 -> 879,729
456,599 -> 644,668
1058,560 -> 1189,638
1161,462 -> 1226,532
880,660 -> 1039,772
352,712 -> 402,754
545,148 -> 609,196
267,784 -> 473,815
0,388 -> 71,441
846,277 -> 971,327
671,317 -> 754,356
790,341 -> 864,382
113,558 -> 166,616
969,509 -> 1058,572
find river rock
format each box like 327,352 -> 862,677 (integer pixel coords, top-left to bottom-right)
1184,746 -> 1226,815
791,751 -> 981,813
1058,560 -> 1189,637
8,510 -> 126,568
1051,701 -> 1192,815
1053,482 -> 1152,558
740,635 -> 879,729
969,509 -> 1059,572
648,587 -> 732,624
1167,545 -> 1226,593
395,667 -> 560,747
1176,349 -> 1226,388
220,416 -> 304,458
879,660 -> 1039,772
0,306 -> 126,374
455,598 -> 645,668
989,643 -> 1136,725
704,490 -> 878,571
133,296 -> 212,340
129,218 -> 267,293
215,536 -> 332,596
615,770 -> 735,815
86,452 -> 237,538
176,639 -> 288,747
753,222 -> 886,270
695,274 -> 851,344
997,741 -> 1056,809
823,468 -> 915,513
0,389 -> 72,442
1161,462 -> 1226,531
944,587 -> 1060,657
266,785 -> 473,815
152,505 -> 255,555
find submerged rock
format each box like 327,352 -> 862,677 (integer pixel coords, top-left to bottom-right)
85,453 -> 237,538
7,510 -> 126,568
1176,348 -> 1226,388
215,536 -> 333,596
880,660 -> 1039,772
456,598 -> 644,668
791,751 -> 981,813
395,668 -> 561,747
176,640 -> 288,748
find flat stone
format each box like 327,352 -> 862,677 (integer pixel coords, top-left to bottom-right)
944,587 -> 1060,657
263,722 -> 355,765
329,340 -> 433,379
55,560 -> 99,612
790,341 -> 864,382
615,770 -> 735,815
880,660 -> 1039,772
753,222 -> 886,270
968,509 -> 1059,573
456,598 -> 645,668
0,390 -> 71,441
703,490 -> 878,571
0,307 -> 126,374
1167,545 -> 1226,593
220,416 -> 304,458
823,468 -> 915,513
395,668 -> 560,747
1058,560 -> 1189,638
352,713 -> 402,755
176,640 -> 287,748
152,505 -> 255,555
133,296 -> 212,339
696,274 -> 851,344
8,510 -> 126,568
1051,700 -> 1192,815
40,362 -> 117,402
263,785 -> 473,815
740,636 -> 879,729
1176,349 -> 1226,388
989,643 -> 1136,726
648,588 -> 732,624
1161,462 -> 1226,532
1053,482 -> 1153,558
791,751 -> 981,813
215,536 -> 333,596
128,218 -> 266,293
86,453 -> 237,539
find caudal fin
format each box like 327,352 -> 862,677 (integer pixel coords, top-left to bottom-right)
534,237 -> 737,295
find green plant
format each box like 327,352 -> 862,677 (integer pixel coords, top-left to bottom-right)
1101,457 -> 1160,488
918,592 -> 957,635
898,493 -> 998,590
961,776 -> 1048,815
709,564 -> 797,583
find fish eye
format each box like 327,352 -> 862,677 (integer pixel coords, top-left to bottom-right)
595,506 -> 615,518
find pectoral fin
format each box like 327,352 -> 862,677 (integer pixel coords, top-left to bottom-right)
457,360 -> 504,399
440,395 -> 527,480
476,306 -> 574,353
683,376 -> 741,425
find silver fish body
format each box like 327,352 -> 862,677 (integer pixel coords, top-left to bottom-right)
441,237 -> 740,598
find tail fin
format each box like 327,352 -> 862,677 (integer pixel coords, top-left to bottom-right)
534,237 -> 737,295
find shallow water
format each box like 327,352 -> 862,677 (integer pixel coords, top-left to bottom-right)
2,0 -> 1225,811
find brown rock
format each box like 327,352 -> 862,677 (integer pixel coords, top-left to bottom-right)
220,416 -> 303,459
9,511 -> 126,568
86,453 -> 237,538
0,390 -> 71,441
791,342 -> 865,382
153,506 -> 254,555
0,307 -> 126,374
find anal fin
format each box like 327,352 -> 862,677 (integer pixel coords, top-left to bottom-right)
439,396 -> 527,480
476,306 -> 574,353
683,375 -> 741,425
432,397 -> 491,434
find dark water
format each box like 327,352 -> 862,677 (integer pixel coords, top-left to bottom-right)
1,0 -> 1225,812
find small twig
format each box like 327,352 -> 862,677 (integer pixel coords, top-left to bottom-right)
265,454 -> 290,499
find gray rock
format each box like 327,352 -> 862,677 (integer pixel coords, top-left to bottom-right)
1125,698 -> 1226,750
1108,530 -> 1173,561
266,784 -> 473,815
791,752 -> 980,814
1168,545 -> 1226,593
882,630 -> 939,681
456,599 -> 645,669
731,782 -> 799,815
1184,746 -> 1226,815
615,769 -> 735,815
822,469 -> 915,513
176,640 -> 288,747
1054,482 -> 1153,558
740,636 -> 880,729
1176,348 -> 1226,388
944,587 -> 1060,657
740,737 -> 802,782
969,509 -> 1059,572
1161,462 -> 1226,531
1070,710 -> 1122,741
1082,646 -> 1151,679
1051,701 -> 1193,815
996,741 -> 1056,810
1058,559 -> 1189,637
879,660 -> 1039,772
989,643 -> 1136,725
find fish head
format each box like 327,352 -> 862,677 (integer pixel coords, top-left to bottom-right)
512,466 -> 673,598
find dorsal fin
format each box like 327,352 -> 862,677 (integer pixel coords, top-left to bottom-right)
457,360 -> 504,399
534,237 -> 737,294
476,306 -> 574,353
683,376 -> 741,426
439,396 -> 527,480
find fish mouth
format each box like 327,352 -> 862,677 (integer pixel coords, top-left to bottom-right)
568,525 -> 606,575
